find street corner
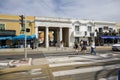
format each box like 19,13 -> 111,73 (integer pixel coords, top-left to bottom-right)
8,58 -> 32,67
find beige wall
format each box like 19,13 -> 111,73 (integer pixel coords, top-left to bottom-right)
0,14 -> 35,35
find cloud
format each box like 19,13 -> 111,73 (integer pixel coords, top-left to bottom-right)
0,0 -> 120,21
0,0 -> 57,16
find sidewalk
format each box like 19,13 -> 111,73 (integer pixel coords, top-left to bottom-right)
0,46 -> 111,55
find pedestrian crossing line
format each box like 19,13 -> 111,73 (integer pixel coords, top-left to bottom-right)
49,58 -> 120,67
99,76 -> 117,80
52,64 -> 120,77
0,63 -> 8,66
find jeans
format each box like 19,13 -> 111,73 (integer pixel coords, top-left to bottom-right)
91,47 -> 96,55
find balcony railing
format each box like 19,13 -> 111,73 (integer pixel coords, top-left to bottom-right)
74,31 -> 85,37
74,31 -> 97,37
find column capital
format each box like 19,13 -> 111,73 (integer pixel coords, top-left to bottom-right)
60,27 -> 63,29
46,26 -> 49,28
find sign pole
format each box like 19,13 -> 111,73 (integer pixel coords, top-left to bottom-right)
24,19 -> 27,59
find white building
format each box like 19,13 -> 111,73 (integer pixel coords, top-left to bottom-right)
94,21 -> 117,33
35,16 -> 118,47
69,19 -> 97,46
35,16 -> 72,48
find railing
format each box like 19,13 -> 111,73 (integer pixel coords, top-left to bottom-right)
74,31 -> 88,37
74,31 -> 97,37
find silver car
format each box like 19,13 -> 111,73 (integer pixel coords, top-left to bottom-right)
112,43 -> 120,51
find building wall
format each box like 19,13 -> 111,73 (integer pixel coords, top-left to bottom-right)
35,16 -> 72,47
68,19 -> 118,47
0,14 -> 35,36
0,14 -> 119,47
116,22 -> 120,34
69,19 -> 96,47
94,21 -> 117,33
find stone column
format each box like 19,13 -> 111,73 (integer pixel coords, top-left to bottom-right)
45,27 -> 49,48
35,26 -> 38,38
60,27 -> 62,42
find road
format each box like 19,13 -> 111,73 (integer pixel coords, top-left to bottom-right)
0,49 -> 118,60
0,60 -> 120,80
0,49 -> 120,80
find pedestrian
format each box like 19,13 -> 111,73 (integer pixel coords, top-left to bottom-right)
74,40 -> 79,54
80,40 -> 83,51
90,40 -> 96,55
60,40 -> 64,50
81,41 -> 87,54
30,39 -> 34,49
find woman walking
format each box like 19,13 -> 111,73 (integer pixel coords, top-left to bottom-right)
60,40 -> 64,50
81,41 -> 87,55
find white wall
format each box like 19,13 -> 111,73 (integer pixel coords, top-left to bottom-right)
94,21 -> 116,33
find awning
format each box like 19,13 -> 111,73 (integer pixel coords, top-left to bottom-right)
100,36 -> 120,39
0,36 -> 12,40
13,34 -> 36,40
27,34 -> 36,39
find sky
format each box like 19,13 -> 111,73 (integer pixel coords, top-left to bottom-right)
0,0 -> 120,22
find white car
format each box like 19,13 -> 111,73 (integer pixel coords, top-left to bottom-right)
112,43 -> 120,51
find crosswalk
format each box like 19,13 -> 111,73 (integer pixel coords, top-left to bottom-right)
43,53 -> 120,67
52,64 -> 120,76
0,52 -> 120,80
99,76 -> 118,80
42,52 -> 120,80
0,60 -> 10,69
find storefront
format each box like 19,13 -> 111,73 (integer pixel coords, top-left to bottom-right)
100,36 -> 120,45
0,30 -> 36,48
0,30 -> 15,48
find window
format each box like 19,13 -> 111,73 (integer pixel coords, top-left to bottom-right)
104,26 -> 108,30
75,26 -> 79,31
109,28 -> 113,32
88,26 -> 92,32
99,28 -> 103,32
0,24 -> 5,30
26,28 -> 30,32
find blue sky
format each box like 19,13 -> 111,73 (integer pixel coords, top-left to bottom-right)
0,0 -> 120,22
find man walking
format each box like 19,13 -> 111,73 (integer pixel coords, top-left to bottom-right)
90,40 -> 96,55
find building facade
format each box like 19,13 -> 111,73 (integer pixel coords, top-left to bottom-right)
0,14 -> 35,48
0,14 -> 119,48
0,14 -> 35,36
94,21 -> 118,46
35,16 -> 72,48
69,19 -> 97,46
35,17 -> 119,47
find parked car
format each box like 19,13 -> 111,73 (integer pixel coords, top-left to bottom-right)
112,43 -> 120,51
